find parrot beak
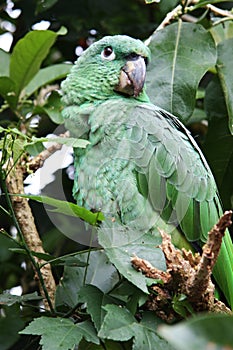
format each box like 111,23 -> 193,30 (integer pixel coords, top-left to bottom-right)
115,56 -> 146,97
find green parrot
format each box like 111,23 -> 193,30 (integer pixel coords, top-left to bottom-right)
61,35 -> 233,309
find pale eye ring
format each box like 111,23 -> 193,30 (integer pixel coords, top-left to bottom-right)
101,46 -> 116,61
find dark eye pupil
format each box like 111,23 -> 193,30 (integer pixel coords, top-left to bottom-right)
104,46 -> 113,57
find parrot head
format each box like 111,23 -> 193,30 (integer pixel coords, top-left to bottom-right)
61,35 -> 151,105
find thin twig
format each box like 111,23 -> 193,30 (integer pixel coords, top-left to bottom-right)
27,131 -> 70,173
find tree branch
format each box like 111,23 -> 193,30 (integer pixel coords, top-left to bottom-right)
132,211 -> 233,321
3,161 -> 56,311
27,131 -> 70,173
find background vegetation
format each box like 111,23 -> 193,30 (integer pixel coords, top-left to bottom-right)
0,0 -> 233,349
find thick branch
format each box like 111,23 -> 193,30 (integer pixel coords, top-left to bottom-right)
5,162 -> 56,310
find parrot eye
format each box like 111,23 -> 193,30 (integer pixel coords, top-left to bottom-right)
101,46 -> 116,61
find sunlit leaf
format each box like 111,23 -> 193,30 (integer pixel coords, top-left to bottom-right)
9,30 -> 61,101
17,194 -> 104,225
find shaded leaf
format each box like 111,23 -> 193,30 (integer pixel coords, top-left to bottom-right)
158,314 -> 233,350
0,305 -> 25,350
203,76 -> 233,209
0,292 -> 42,306
79,339 -> 127,350
99,305 -> 174,350
98,220 -> 166,294
216,37 -> 233,134
36,0 -> 59,13
0,76 -> 17,109
78,285 -> 117,331
55,251 -> 119,309
20,317 -> 99,350
24,63 -> 72,97
146,21 -> 216,122
192,0 -> 232,10
41,90 -> 64,124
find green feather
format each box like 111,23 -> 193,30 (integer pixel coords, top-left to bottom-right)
62,35 -> 233,309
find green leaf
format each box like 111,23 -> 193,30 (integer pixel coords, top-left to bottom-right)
216,38 -> 233,134
158,314 -> 233,350
9,30 -> 60,101
24,63 -> 72,97
18,194 -> 104,225
0,49 -> 10,76
55,251 -> 119,309
20,317 -> 99,350
98,305 -> 135,342
146,21 -> 217,122
210,22 -> 233,45
0,76 -> 17,109
41,90 -> 65,124
98,305 -> 173,350
78,285 -> 117,331
47,136 -> 90,148
0,291 -> 42,306
192,0 -> 232,10
98,220 -> 166,294
203,76 -> 233,209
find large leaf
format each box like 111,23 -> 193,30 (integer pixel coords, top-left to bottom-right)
24,63 -> 72,97
203,77 -> 233,209
216,37 -> 233,134
55,250 -> 119,309
20,317 -> 99,350
146,21 -> 217,122
9,29 -> 64,101
98,220 -> 166,294
158,314 -> 233,350
98,305 -> 174,350
78,285 -> 117,331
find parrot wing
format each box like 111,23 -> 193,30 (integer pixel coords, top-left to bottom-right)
128,102 -> 233,308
